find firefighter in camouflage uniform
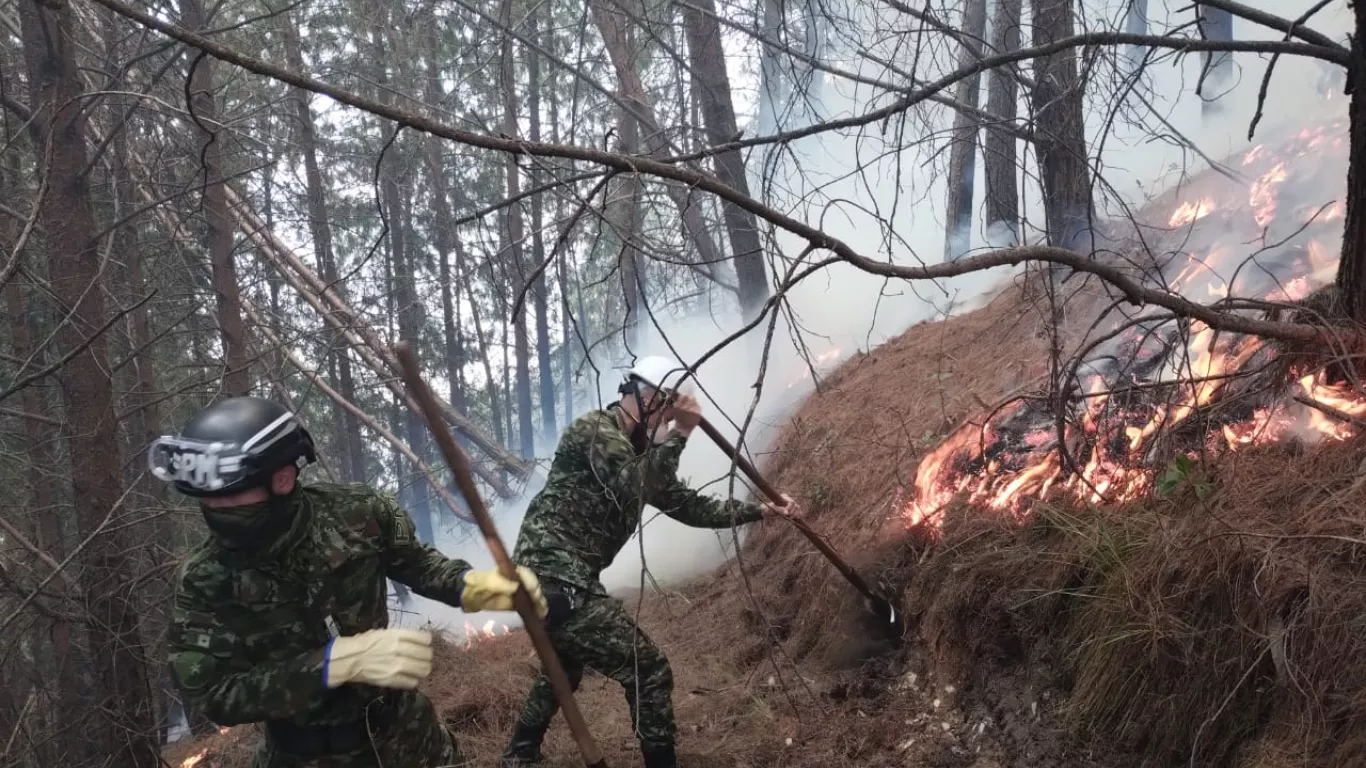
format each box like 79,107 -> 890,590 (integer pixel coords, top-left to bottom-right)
500,357 -> 801,768
157,396 -> 547,768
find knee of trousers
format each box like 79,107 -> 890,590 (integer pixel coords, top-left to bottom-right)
637,653 -> 674,697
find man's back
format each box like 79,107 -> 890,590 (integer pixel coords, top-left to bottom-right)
514,409 -> 685,591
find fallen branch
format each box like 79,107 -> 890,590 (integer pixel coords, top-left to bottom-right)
393,341 -> 608,768
223,186 -> 530,482
1293,393 -> 1366,428
247,299 -> 475,523
131,180 -> 522,497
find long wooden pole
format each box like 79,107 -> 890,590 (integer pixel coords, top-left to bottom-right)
393,342 -> 608,768
696,417 -> 900,628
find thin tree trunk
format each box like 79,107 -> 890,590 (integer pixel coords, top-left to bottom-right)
1196,3 -> 1234,117
282,19 -> 365,482
528,5 -> 557,443
1030,0 -> 1093,253
551,98 -> 574,423
680,0 -> 771,317
613,105 -> 647,350
464,275 -> 506,447
180,0 -> 249,394
1123,0 -> 1148,72
590,0 -> 727,293
942,0 -> 989,262
1,152 -> 82,767
501,0 -> 536,460
983,0 -> 1022,247
419,34 -> 469,424
1335,0 -> 1366,323
393,173 -> 434,537
18,1 -> 157,764
425,136 -> 468,417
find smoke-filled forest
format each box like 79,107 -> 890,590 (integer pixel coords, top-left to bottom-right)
5,0 -> 1366,766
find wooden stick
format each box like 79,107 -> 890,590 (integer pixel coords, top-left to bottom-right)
696,417 -> 900,627
393,342 -> 608,768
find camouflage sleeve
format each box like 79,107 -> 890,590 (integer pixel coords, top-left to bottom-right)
590,418 -> 686,493
372,491 -> 473,607
644,433 -> 766,528
168,574 -> 328,725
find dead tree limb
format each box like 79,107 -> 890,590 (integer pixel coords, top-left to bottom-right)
222,186 -> 531,482
245,299 -> 475,522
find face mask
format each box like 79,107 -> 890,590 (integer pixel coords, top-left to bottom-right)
201,494 -> 297,551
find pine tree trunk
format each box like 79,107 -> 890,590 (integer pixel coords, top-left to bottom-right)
1123,0 -> 1148,72
179,0 -> 249,395
984,0 -> 1022,246
371,16 -> 433,536
1197,4 -> 1234,117
18,1 -> 157,764
681,0 -> 771,317
591,0 -> 725,299
1335,1 -> 1366,323
282,19 -> 365,482
943,0 -> 989,261
1,151 -> 86,766
1030,0 -> 1093,254
528,6 -> 557,442
424,135 -> 469,418
385,161 -> 434,541
500,0 -> 536,459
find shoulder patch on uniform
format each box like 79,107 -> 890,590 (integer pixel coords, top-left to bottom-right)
171,649 -> 219,692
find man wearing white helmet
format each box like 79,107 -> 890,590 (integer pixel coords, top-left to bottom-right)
500,356 -> 799,768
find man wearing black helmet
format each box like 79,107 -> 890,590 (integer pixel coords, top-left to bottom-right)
158,396 -> 546,768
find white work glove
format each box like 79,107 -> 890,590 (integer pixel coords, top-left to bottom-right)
323,628 -> 434,690
460,566 -> 548,618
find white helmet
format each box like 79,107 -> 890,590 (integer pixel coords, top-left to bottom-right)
620,355 -> 697,399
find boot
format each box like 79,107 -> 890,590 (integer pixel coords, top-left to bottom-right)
642,744 -> 678,768
499,720 -> 547,767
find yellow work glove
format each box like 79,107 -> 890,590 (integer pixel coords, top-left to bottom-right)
323,628 -> 433,690
460,566 -> 548,618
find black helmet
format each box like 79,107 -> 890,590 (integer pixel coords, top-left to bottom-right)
148,396 -> 317,498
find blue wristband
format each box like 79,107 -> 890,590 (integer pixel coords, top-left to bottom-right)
321,637 -> 335,686
454,570 -> 467,608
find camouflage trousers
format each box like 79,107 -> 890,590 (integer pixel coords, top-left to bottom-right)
251,690 -> 468,768
514,588 -> 677,750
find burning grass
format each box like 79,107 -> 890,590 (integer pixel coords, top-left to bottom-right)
878,436 -> 1366,768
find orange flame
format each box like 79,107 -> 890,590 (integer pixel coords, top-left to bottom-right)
461,619 -> 512,648
1250,162 -> 1288,228
900,119 -> 1360,530
1169,198 -> 1216,228
785,347 -> 843,389
181,750 -> 207,768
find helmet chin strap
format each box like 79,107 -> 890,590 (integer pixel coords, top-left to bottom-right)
619,377 -> 670,454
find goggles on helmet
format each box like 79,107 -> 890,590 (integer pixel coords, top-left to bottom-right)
148,436 -> 252,494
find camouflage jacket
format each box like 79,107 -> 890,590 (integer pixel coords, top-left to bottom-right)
167,483 -> 471,728
513,407 -> 765,592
